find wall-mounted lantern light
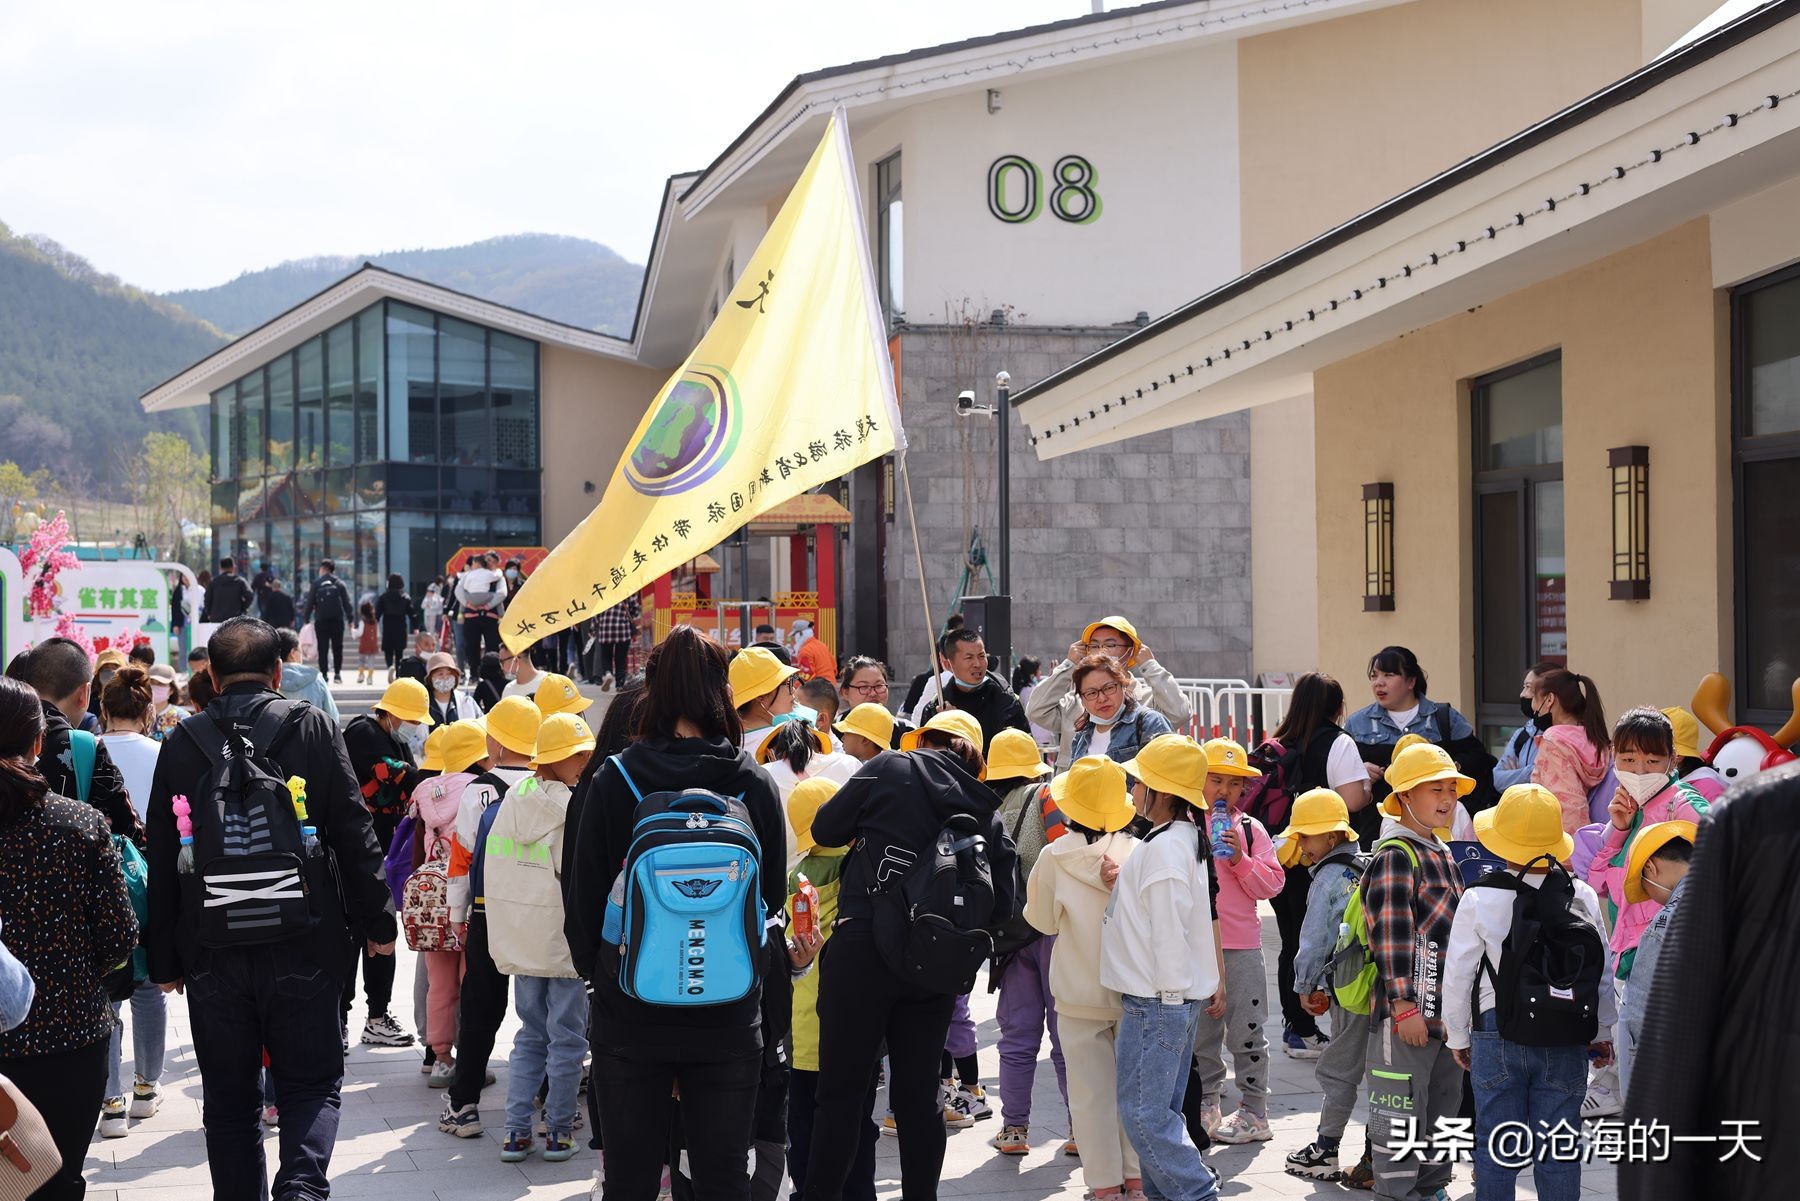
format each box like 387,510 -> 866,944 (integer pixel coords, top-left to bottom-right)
1362,482 -> 1395,612
1609,445 -> 1650,600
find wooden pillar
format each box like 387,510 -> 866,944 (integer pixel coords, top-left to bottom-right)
652,572 -> 674,640
816,524 -> 836,608
789,534 -> 808,595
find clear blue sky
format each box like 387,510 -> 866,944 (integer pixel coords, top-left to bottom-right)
0,0 -> 1078,292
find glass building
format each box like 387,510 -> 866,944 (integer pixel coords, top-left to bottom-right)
209,301 -> 540,598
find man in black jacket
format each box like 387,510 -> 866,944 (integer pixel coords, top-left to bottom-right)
144,617 -> 397,1200
303,558 -> 353,684
917,628 -> 1029,749
260,574 -> 297,630
21,637 -> 144,844
204,556 -> 254,623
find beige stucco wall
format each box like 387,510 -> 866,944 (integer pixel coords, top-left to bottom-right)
538,344 -> 666,547
1249,394 -> 1319,676
1312,221 -> 1729,721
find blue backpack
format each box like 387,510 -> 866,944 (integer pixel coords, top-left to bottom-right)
602,754 -> 765,1007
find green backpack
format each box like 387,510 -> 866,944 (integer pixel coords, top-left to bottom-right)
1331,838 -> 1420,1015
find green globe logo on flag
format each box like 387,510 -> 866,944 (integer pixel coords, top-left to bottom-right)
624,366 -> 743,497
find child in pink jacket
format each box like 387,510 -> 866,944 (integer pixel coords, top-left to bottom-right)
1194,739 -> 1285,1145
1530,669 -> 1614,834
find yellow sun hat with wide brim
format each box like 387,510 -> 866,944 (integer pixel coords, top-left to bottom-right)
531,712 -> 597,767
375,678 -> 433,726
1660,707 -> 1702,762
729,647 -> 799,707
788,777 -> 842,859
900,709 -> 985,753
1624,820 -> 1698,904
1121,733 -> 1209,804
1050,755 -> 1135,833
439,720 -> 492,775
1080,615 -> 1140,655
1202,737 -> 1262,779
836,703 -> 895,751
485,695 -> 543,757
1381,740 -> 1474,815
534,672 -> 594,717
1474,783 -> 1575,866
756,723 -> 833,763
419,724 -> 450,772
1278,788 -> 1355,841
986,729 -> 1052,784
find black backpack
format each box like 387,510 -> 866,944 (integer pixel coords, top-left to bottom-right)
987,783 -> 1051,984
181,700 -> 329,948
1466,856 -> 1605,1046
871,768 -> 998,995
314,576 -> 351,623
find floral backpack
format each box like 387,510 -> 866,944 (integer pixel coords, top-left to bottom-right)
402,836 -> 460,952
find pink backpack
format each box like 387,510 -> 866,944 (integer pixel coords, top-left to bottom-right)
402,837 -> 461,953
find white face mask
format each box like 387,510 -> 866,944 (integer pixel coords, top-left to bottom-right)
151,684 -> 172,706
431,675 -> 457,695
1616,770 -> 1672,805
399,722 -> 427,756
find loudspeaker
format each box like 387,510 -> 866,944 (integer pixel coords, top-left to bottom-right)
958,595 -> 1012,676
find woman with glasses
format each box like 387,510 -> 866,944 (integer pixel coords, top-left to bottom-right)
1069,655 -> 1174,765
840,656 -> 913,749
1029,617 -> 1191,764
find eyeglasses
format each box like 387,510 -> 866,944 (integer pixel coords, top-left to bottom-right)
1090,640 -> 1132,655
1079,681 -> 1122,702
843,680 -> 889,695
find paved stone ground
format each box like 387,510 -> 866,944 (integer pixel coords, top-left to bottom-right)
85,679 -> 1620,1198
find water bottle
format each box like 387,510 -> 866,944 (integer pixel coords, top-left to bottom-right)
300,825 -> 322,860
1210,797 -> 1234,860
177,835 -> 195,875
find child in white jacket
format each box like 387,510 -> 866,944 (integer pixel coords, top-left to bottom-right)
1024,755 -> 1143,1201
484,712 -> 595,1164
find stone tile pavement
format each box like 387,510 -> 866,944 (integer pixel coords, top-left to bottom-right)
84,907 -> 1621,1200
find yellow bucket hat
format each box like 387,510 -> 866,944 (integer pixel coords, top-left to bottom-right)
1381,741 -> 1474,815
756,723 -> 832,763
376,678 -> 433,726
419,724 -> 450,772
532,712 -> 597,767
1050,755 -> 1135,833
1278,788 -> 1355,841
729,647 -> 799,707
485,695 -> 542,757
534,673 -> 593,717
1202,738 -> 1262,779
787,777 -> 842,859
1660,707 -> 1701,761
439,720 -> 492,774
1080,616 -> 1140,655
837,703 -> 895,751
1122,733 -> 1209,804
1625,820 -> 1697,904
900,709 -> 985,753
986,729 -> 1051,784
1474,784 -> 1574,865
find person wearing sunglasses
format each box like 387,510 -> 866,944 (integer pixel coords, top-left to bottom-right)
1028,617 -> 1192,765
1068,655 -> 1174,766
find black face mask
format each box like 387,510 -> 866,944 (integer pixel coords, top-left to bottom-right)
1518,696 -> 1536,721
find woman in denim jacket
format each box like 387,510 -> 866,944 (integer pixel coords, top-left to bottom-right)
1069,655 -> 1174,766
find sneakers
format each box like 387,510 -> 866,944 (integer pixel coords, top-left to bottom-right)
1583,1084 -> 1622,1118
1197,1100 -> 1222,1139
129,1078 -> 161,1120
1284,1141 -> 1341,1181
361,1013 -> 415,1047
99,1096 -> 128,1139
1212,1108 -> 1273,1144
262,1105 -> 280,1129
544,1132 -> 577,1163
438,1098 -> 483,1138
428,1060 -> 456,1088
1283,1029 -> 1330,1060
1062,1138 -> 1080,1157
948,1082 -> 993,1123
991,1124 -> 1030,1156
1342,1150 -> 1374,1190
501,1132 -> 534,1162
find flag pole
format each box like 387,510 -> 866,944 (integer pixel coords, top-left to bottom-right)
896,448 -> 945,717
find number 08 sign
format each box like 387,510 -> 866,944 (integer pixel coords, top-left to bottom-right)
987,154 -> 1101,224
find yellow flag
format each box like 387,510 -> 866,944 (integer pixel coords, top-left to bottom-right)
504,112 -> 903,652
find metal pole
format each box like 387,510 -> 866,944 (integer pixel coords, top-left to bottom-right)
996,369 -> 1011,677
738,527 -> 753,649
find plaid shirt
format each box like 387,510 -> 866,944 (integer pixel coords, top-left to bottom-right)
1363,829 -> 1463,1041
593,594 -> 641,643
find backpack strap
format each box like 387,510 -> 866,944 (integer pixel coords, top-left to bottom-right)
68,729 -> 97,804
610,754 -> 645,804
1432,705 -> 1452,745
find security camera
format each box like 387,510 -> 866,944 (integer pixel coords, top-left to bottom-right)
957,390 -> 977,416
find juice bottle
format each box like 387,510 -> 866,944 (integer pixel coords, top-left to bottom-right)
793,874 -> 820,939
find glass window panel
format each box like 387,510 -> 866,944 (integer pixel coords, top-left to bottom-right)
355,465 -> 386,511
438,513 -> 489,588
355,306 -> 384,462
1533,480 -> 1567,665
1743,457 -> 1800,711
296,340 -> 324,470
1478,490 -> 1525,708
441,466 -> 492,512
387,303 -> 437,464
294,468 -> 324,517
389,464 -> 437,509
439,317 -> 489,464
237,369 -> 265,478
355,510 -> 384,592
325,323 -> 354,468
211,384 -> 237,482
268,522 -> 295,592
1745,274 -> 1800,436
210,482 -> 235,528
323,468 -> 355,514
490,331 -> 538,469
489,514 -> 538,547
390,512 -> 440,599
1480,359 -> 1562,469
496,468 -> 539,516
267,354 -> 295,474
236,477 -> 270,523
877,152 -> 903,322
296,519 -> 326,580
234,525 -> 265,576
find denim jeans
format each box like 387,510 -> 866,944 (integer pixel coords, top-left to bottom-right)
1115,995 -> 1218,1201
185,944 -> 348,1201
106,979 -> 168,1097
1468,1010 -> 1585,1201
504,975 -> 589,1137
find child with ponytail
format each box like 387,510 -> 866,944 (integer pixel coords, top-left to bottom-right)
1530,668 -> 1612,834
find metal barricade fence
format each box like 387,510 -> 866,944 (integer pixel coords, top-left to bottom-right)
1172,678 -> 1295,747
